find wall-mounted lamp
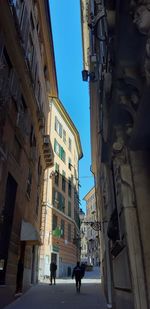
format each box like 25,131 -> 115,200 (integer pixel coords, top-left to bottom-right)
82,221 -> 101,231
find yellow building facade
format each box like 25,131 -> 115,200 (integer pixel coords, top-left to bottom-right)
39,97 -> 83,279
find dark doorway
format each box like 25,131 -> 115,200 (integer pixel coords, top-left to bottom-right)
0,173 -> 17,284
16,242 -> 25,293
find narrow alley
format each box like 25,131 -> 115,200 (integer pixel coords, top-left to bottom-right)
3,268 -> 107,309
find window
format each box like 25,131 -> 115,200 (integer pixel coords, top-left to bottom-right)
52,188 -> 58,207
54,139 -> 66,163
62,171 -> 66,192
68,137 -> 72,152
68,179 -> 72,198
63,130 -> 66,144
54,139 -> 60,156
68,224 -> 71,242
58,193 -> 65,212
55,163 -> 59,186
52,214 -> 58,231
60,146 -> 66,163
68,201 -> 71,217
55,116 -> 62,138
74,168 -> 77,180
61,220 -> 65,238
52,189 -> 65,212
26,168 -> 32,198
68,158 -> 72,170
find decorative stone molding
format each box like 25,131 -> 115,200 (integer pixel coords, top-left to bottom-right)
133,1 -> 150,35
131,0 -> 150,84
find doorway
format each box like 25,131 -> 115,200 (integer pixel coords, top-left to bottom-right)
0,173 -> 17,284
16,242 -> 25,293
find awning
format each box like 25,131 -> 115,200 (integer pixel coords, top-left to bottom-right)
20,220 -> 41,245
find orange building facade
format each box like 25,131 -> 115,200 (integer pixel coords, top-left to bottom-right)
0,0 -> 56,305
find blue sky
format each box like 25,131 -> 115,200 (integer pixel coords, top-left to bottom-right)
49,0 -> 94,212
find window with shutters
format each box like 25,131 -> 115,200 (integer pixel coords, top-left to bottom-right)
60,147 -> 66,163
68,179 -> 72,198
54,139 -> 66,163
61,220 -> 65,238
55,163 -> 59,186
17,96 -> 29,136
62,171 -> 66,192
52,188 -> 58,207
55,116 -> 62,138
54,139 -> 60,156
68,158 -> 72,170
58,192 -> 65,212
63,129 -> 66,144
68,137 -> 72,152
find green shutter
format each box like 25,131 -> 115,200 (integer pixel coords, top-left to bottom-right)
54,139 -> 57,153
52,227 -> 61,238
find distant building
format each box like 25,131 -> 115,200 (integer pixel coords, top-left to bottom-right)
79,208 -> 88,263
0,0 -> 55,302
83,187 -> 100,266
39,97 -> 83,279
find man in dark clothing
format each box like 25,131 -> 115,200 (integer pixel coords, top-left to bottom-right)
50,261 -> 57,285
72,261 -> 83,293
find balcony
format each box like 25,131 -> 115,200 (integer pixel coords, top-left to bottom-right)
43,135 -> 54,168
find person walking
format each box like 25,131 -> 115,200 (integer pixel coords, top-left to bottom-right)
72,261 -> 83,293
50,260 -> 57,285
